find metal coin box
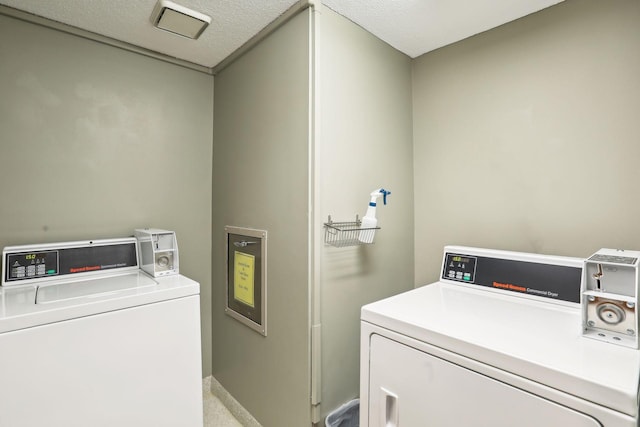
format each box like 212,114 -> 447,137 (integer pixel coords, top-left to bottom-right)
134,228 -> 179,277
581,248 -> 639,348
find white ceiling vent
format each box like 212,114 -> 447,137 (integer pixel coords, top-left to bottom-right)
150,0 -> 211,39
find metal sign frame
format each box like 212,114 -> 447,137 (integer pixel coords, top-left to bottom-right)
225,226 -> 267,336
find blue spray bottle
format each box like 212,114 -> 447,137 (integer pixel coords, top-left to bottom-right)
359,188 -> 391,243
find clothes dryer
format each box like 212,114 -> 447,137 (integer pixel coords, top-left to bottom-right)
360,246 -> 639,426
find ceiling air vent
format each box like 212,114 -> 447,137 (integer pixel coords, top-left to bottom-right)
150,0 -> 211,39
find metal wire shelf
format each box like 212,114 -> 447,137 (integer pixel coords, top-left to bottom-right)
323,215 -> 380,247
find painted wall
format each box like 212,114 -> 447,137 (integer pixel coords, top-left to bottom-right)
5,0 -> 637,424
412,0 -> 640,284
211,10 -> 312,427
317,6 -> 414,420
0,14 -> 214,375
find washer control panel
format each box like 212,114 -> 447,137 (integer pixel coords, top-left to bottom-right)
2,238 -> 139,286
6,250 -> 59,281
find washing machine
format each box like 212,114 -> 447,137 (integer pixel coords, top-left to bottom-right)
360,246 -> 640,427
0,237 -> 203,427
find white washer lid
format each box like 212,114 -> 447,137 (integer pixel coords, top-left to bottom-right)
361,281 -> 640,417
35,272 -> 158,304
0,272 -> 199,333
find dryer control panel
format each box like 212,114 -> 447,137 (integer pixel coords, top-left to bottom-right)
441,246 -> 583,304
443,253 -> 477,283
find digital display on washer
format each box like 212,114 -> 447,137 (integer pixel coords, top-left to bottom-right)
5,250 -> 59,282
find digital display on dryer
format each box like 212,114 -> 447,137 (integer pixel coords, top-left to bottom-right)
443,253 -> 477,282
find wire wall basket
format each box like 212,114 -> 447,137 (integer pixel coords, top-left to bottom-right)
323,215 -> 380,247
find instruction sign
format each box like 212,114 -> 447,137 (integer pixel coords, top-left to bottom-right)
225,226 -> 267,336
234,251 -> 255,308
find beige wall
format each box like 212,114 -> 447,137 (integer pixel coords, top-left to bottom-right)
5,0 -> 638,423
412,0 -> 640,285
212,6 -> 414,424
317,5 -> 414,420
212,10 -> 312,427
0,14 -> 214,375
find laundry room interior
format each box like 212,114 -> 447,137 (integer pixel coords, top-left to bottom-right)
0,0 -> 638,426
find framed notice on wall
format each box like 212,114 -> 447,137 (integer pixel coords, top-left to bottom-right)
225,226 -> 267,336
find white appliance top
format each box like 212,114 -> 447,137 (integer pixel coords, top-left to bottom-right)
362,246 -> 640,418
0,272 -> 199,333
0,238 -> 199,333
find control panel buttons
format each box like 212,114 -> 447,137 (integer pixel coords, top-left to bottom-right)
442,254 -> 477,283
5,251 -> 59,282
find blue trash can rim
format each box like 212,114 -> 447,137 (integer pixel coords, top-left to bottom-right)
325,398 -> 359,427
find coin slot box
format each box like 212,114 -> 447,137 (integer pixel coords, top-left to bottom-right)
134,229 -> 179,277
581,248 -> 639,348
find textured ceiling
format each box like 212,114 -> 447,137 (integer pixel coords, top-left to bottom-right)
0,0 -> 565,69
0,0 -> 300,68
322,0 -> 565,59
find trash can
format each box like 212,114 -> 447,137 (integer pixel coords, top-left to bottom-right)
325,398 -> 359,427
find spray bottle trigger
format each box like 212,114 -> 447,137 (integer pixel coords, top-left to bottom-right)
380,189 -> 391,205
